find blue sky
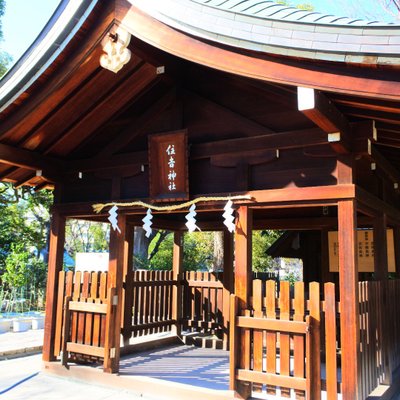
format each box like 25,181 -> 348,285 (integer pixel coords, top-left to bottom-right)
0,0 -> 398,65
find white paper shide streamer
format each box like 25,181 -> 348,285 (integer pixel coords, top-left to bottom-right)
142,208 -> 153,238
185,204 -> 200,233
222,200 -> 235,232
108,205 -> 121,233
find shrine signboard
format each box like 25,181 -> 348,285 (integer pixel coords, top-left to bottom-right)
148,130 -> 189,202
328,229 -> 395,272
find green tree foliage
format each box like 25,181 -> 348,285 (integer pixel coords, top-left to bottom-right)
65,219 -> 109,261
252,230 -> 281,272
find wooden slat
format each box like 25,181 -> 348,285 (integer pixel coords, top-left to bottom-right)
237,369 -> 307,391
61,295 -> 71,367
279,281 -> 291,398
309,282 -> 321,400
253,279 -> 264,392
266,279 -> 277,395
324,283 -> 338,400
66,342 -> 105,358
91,272 -> 101,348
294,281 -> 305,400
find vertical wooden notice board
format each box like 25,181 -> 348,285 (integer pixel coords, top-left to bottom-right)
148,130 -> 189,202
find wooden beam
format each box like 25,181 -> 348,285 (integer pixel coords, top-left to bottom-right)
93,88 -> 177,159
47,63 -> 159,157
53,184 -> 357,218
68,127 -> 331,173
43,210 -> 66,361
0,142 -> 64,172
338,199 -> 359,400
298,87 -> 352,153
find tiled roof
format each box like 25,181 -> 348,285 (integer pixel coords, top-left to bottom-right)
130,0 -> 400,65
194,0 -> 394,26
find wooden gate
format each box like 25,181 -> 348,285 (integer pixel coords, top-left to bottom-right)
230,280 -> 339,400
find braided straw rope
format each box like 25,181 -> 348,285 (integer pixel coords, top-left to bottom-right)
93,195 -> 252,213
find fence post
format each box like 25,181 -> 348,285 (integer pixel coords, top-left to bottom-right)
172,231 -> 183,337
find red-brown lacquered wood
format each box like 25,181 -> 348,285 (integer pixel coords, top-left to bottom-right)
223,231 -> 234,349
309,282 -> 321,400
54,271 -> 65,358
279,281 -> 291,398
234,206 -> 252,399
253,279 -> 264,393
122,224 -> 134,344
293,282 -> 305,400
324,283 -> 337,400
117,2 -> 400,100
105,214 -> 126,373
43,211 -> 65,362
266,280 -> 277,395
338,199 -> 359,400
172,232 -> 183,337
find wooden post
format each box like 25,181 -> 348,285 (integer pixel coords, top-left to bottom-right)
373,213 -> 391,384
172,231 -> 183,337
374,213 -> 388,281
122,223 -> 134,345
223,230 -> 234,349
233,206 -> 252,399
393,226 -> 400,278
104,213 -> 126,373
338,199 -> 360,400
321,229 -> 332,284
43,210 -> 66,362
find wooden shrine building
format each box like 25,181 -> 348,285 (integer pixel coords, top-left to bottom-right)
1,1 -> 400,399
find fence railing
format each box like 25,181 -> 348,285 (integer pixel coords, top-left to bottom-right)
358,279 -> 400,399
231,280 -> 340,400
54,271 -> 109,358
127,270 -> 176,337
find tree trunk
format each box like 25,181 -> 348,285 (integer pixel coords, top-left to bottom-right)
212,231 -> 224,272
133,227 -> 151,269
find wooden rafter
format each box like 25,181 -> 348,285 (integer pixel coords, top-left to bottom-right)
45,63 -> 160,157
0,142 -> 63,172
297,87 -> 352,154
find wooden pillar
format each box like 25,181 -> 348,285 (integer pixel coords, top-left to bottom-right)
374,213 -> 388,281
223,230 -> 234,349
104,213 -> 126,373
122,224 -> 134,346
338,199 -> 360,400
321,229 -> 332,284
394,226 -> 400,278
172,231 -> 183,337
373,213 -> 391,384
43,210 -> 66,362
233,206 -> 252,399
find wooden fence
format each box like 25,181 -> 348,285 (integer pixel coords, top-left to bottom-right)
358,279 -> 400,399
54,271 -> 109,359
231,280 -> 340,400
126,270 -> 176,337
181,271 -> 225,335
